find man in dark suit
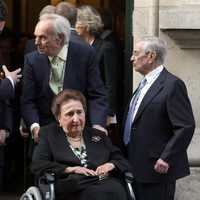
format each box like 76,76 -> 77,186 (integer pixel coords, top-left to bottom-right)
98,9 -> 124,94
123,36 -> 195,200
25,2 -> 86,55
0,0 -> 22,189
98,8 -> 125,144
20,13 -> 108,157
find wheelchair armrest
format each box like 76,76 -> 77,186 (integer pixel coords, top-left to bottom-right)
123,172 -> 136,200
124,171 -> 134,183
39,173 -> 56,200
44,172 -> 56,184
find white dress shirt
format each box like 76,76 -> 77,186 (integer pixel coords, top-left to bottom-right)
30,44 -> 68,135
131,65 -> 164,122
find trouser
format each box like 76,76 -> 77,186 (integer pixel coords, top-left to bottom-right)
0,146 -> 5,190
133,179 -> 176,200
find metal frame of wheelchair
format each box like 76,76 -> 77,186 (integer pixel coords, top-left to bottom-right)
20,172 -> 136,200
20,173 -> 55,200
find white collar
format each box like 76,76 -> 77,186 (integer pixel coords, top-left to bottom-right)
49,44 -> 68,62
145,65 -> 164,83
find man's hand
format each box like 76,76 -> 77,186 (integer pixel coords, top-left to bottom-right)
32,126 -> 40,143
93,125 -> 108,135
0,129 -> 7,145
154,158 -> 169,174
2,65 -> 22,85
19,125 -> 29,138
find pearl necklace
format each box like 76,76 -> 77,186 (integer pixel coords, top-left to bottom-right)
66,133 -> 82,142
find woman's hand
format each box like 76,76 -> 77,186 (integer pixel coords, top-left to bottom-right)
95,163 -> 115,175
64,166 -> 97,176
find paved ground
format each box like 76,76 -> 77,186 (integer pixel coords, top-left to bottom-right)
0,194 -> 21,200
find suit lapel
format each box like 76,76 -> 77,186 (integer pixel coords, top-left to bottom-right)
63,42 -> 73,87
41,54 -> 55,102
133,69 -> 167,122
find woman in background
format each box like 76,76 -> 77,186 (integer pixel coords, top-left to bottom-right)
75,5 -> 118,139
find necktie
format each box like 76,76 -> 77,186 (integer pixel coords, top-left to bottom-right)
123,78 -> 147,145
49,56 -> 65,94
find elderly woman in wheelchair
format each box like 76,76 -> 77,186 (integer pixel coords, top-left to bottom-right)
28,89 -> 133,200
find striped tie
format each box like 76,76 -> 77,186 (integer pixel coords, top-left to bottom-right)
123,78 -> 147,145
49,56 -> 64,94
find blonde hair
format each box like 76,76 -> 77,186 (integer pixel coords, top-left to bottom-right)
77,5 -> 103,37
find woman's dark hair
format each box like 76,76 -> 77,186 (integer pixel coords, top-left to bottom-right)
98,8 -> 112,30
51,89 -> 87,120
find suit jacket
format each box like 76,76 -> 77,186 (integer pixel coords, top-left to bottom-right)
101,31 -> 125,123
92,38 -> 117,116
0,79 -> 14,169
0,71 -> 14,131
21,41 -> 108,129
0,78 -> 15,101
31,122 -> 131,177
0,77 -> 14,130
125,68 -> 195,183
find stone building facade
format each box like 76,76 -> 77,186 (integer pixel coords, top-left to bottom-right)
132,0 -> 200,199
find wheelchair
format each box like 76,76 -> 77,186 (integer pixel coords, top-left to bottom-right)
20,172 -> 136,200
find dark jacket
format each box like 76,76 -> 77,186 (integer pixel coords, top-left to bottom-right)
21,41 -> 108,129
31,122 -> 131,177
125,68 -> 195,183
92,38 -> 117,116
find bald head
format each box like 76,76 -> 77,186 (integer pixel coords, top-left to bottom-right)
55,2 -> 77,27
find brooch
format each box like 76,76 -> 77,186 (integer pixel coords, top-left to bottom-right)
92,136 -> 101,142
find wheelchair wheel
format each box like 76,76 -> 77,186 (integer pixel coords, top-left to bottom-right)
20,186 -> 43,200
20,193 -> 34,200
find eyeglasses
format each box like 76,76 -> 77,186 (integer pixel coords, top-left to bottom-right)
132,51 -> 150,57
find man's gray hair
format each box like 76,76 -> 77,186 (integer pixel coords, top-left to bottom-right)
137,36 -> 167,65
39,13 -> 71,44
39,5 -> 55,17
55,2 -> 77,27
